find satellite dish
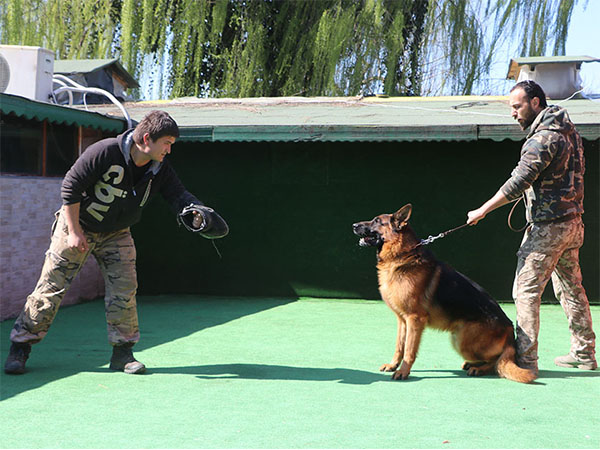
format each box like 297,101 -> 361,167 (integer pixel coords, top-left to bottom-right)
0,53 -> 10,93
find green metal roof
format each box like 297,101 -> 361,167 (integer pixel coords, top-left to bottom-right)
507,55 -> 600,79
76,95 -> 600,143
0,93 -> 126,132
53,58 -> 140,88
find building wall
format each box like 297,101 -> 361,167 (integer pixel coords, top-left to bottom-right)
0,175 -> 104,320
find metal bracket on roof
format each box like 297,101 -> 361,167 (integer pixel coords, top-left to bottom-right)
451,101 -> 489,109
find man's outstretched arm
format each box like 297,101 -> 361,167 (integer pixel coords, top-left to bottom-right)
467,190 -> 511,225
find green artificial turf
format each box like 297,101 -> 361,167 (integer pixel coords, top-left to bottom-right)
1,297 -> 598,449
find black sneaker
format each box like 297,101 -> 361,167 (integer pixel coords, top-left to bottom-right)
4,342 -> 32,374
109,343 -> 146,374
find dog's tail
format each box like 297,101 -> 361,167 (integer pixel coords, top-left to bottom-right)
496,344 -> 537,384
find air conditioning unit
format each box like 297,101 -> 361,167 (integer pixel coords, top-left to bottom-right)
0,45 -> 54,102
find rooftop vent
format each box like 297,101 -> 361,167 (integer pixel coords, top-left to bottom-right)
507,55 -> 600,99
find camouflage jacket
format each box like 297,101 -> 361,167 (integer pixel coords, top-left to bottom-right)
500,105 -> 585,223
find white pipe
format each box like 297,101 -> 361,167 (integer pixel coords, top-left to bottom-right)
53,74 -> 85,89
51,78 -> 73,105
52,85 -> 133,129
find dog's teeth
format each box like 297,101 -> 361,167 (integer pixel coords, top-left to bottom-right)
359,238 -> 367,247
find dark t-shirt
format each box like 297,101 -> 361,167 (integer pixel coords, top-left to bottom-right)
130,159 -> 150,186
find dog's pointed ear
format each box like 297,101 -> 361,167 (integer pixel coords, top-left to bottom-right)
392,204 -> 412,229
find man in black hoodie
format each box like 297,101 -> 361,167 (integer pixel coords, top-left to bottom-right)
5,110 -> 228,375
467,81 -> 596,375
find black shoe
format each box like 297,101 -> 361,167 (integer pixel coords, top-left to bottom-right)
4,342 -> 32,374
109,343 -> 146,374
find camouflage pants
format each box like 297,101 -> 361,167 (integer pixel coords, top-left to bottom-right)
513,216 -> 595,370
10,209 -> 139,346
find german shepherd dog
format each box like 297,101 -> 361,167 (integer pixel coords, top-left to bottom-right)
352,204 -> 536,383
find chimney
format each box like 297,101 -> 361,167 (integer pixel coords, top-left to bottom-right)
506,55 -> 600,99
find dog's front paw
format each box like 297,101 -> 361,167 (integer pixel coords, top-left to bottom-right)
380,363 -> 399,372
391,362 -> 411,380
392,369 -> 410,380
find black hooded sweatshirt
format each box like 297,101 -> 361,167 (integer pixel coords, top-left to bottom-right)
61,129 -> 200,233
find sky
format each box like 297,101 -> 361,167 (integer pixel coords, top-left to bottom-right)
564,0 -> 600,94
487,0 -> 600,96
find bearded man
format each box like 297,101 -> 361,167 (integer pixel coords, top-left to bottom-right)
466,80 -> 596,375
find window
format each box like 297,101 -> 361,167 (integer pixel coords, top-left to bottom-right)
46,122 -> 77,176
0,114 -> 43,175
0,113 -> 78,176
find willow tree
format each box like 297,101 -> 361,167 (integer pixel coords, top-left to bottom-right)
420,0 -> 581,95
0,0 -> 582,98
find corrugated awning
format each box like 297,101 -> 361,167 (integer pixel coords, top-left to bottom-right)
4,94 -> 598,143
178,124 -> 526,142
77,95 -> 600,143
0,93 -> 126,132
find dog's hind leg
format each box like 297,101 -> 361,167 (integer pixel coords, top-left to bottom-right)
380,314 -> 405,372
461,360 -> 485,370
465,361 -> 495,376
392,314 -> 427,380
453,331 -> 487,371
456,322 -> 506,377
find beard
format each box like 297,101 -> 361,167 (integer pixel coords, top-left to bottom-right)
518,106 -> 538,130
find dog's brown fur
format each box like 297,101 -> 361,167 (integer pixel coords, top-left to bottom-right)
353,204 -> 536,383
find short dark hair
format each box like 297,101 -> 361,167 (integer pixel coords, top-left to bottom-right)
133,110 -> 179,144
510,80 -> 548,108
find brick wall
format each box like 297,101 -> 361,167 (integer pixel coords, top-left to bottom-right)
0,175 -> 104,320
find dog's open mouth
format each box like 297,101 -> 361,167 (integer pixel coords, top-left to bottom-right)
353,222 -> 382,248
358,235 -> 380,247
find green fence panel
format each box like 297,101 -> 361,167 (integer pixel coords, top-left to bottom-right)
132,139 -> 599,302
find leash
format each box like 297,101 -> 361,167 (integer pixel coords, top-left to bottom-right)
507,196 -> 528,232
211,240 -> 223,259
413,198 -> 526,252
416,222 -> 470,248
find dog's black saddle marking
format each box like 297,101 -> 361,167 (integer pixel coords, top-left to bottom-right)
434,263 -> 513,327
